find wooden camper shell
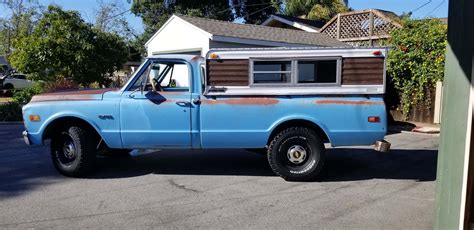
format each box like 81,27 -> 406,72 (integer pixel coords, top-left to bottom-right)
204,47 -> 388,96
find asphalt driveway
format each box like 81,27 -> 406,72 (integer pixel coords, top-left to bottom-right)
0,124 -> 439,229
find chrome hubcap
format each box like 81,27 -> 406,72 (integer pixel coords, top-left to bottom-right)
63,141 -> 76,159
287,145 -> 307,164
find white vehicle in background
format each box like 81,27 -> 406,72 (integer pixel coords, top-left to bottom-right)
1,74 -> 34,90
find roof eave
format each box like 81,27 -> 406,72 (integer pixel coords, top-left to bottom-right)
261,15 -> 319,32
212,35 -> 329,47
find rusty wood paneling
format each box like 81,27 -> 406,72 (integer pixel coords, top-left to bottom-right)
343,69 -> 384,75
342,57 -> 384,85
343,63 -> 384,69
343,58 -> 384,64
207,59 -> 249,86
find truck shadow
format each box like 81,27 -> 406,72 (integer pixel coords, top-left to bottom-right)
0,146 -> 437,199
91,148 -> 438,182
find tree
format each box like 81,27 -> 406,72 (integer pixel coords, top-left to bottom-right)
94,0 -> 136,42
95,0 -> 141,61
131,0 -> 233,30
0,0 -> 43,54
232,0 -> 282,24
386,18 -> 447,118
9,5 -> 128,87
285,0 -> 348,22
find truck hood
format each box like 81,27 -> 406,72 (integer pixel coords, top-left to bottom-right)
30,88 -> 118,102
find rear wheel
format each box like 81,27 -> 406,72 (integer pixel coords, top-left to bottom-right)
267,127 -> 325,181
51,126 -> 96,177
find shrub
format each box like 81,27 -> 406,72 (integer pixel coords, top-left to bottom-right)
13,83 -> 44,104
387,18 -> 447,119
0,102 -> 23,121
43,78 -> 79,93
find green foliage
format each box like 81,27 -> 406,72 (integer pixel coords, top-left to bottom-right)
0,102 -> 22,121
0,0 -> 42,55
8,5 -> 128,87
94,1 -> 137,43
12,82 -> 43,104
285,0 -> 348,22
43,78 -> 78,93
387,18 -> 447,118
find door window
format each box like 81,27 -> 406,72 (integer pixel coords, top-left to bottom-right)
128,60 -> 190,91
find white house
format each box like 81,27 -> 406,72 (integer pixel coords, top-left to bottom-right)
145,14 -> 347,57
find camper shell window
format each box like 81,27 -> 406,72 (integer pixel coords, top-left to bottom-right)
253,61 -> 292,84
250,57 -> 341,86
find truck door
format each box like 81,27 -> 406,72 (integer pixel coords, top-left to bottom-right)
120,60 -> 192,148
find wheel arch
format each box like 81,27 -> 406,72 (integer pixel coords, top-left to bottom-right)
3,83 -> 13,89
267,118 -> 331,146
42,116 -> 104,147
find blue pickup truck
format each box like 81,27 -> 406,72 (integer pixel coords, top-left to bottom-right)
22,48 -> 388,181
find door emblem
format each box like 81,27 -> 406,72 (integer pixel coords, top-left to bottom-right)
98,115 -> 114,120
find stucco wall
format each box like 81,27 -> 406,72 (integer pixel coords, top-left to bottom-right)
146,17 -> 210,56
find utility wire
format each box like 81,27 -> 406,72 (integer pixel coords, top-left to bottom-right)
245,4 -> 275,17
102,9 -> 131,22
425,0 -> 445,17
217,2 -> 277,15
410,0 -> 432,14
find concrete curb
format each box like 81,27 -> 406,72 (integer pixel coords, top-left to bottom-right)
412,126 -> 440,134
388,126 -> 440,135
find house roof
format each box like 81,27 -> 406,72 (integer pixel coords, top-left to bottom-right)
146,15 -> 348,48
261,14 -> 326,31
375,9 -> 400,21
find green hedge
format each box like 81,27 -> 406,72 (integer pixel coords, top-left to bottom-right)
386,18 -> 447,119
0,102 -> 23,121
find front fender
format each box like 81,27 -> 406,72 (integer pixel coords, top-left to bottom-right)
24,110 -> 121,148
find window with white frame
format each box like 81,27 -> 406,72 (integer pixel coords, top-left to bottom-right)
251,58 -> 340,86
252,61 -> 292,84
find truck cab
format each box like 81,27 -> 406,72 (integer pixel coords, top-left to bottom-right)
22,48 -> 388,181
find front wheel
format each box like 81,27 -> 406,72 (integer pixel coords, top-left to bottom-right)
51,126 -> 96,177
267,127 -> 325,181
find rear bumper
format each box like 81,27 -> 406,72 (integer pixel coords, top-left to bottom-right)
22,130 -> 31,145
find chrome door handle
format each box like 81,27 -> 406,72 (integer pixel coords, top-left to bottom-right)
176,101 -> 190,106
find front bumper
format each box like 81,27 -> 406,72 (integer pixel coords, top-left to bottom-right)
22,130 -> 31,145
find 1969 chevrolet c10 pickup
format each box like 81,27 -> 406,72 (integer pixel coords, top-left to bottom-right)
22,47 -> 389,181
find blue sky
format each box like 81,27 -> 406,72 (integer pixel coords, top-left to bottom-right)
1,0 -> 449,34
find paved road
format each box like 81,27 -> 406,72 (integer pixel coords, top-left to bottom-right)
0,124 -> 439,229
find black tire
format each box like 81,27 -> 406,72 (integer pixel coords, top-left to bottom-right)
50,126 -> 96,177
3,83 -> 13,90
267,127 -> 325,181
